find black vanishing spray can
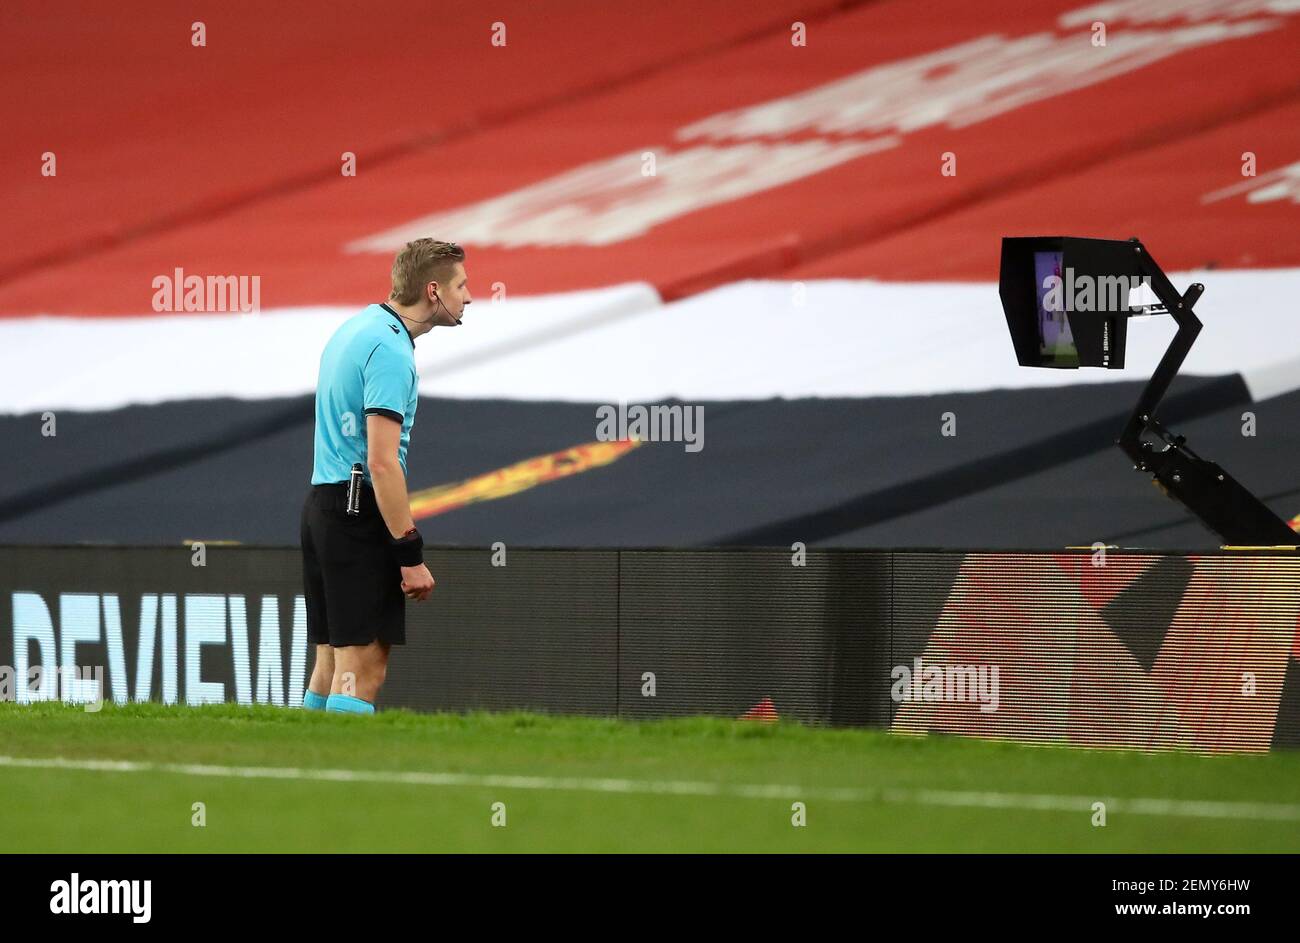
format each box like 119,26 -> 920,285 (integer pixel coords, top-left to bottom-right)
346,462 -> 364,516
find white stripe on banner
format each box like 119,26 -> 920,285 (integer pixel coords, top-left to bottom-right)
1,269 -> 1298,415
1,754 -> 1298,821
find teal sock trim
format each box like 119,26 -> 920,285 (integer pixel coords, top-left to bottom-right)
325,694 -> 375,715
302,690 -> 328,711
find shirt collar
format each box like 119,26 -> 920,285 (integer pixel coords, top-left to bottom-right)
378,302 -> 416,348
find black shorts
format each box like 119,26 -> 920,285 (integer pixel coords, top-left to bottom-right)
300,482 -> 406,647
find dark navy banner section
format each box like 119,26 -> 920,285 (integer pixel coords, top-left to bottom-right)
2,379 -> 1296,551
2,545 -> 1297,750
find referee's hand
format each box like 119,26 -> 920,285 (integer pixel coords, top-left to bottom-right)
400,563 -> 435,602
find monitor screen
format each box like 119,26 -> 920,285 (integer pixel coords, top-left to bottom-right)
1034,250 -> 1079,367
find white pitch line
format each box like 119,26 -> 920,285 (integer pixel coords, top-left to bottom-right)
1,755 -> 1298,822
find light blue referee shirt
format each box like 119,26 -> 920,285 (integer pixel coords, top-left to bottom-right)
311,302 -> 418,485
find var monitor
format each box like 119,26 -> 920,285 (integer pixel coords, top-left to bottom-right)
999,236 -> 1145,369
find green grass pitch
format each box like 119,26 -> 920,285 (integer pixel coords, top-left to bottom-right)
2,702 -> 1298,852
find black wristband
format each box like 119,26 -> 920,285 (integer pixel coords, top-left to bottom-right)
391,529 -> 424,567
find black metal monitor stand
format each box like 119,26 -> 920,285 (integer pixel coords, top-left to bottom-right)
1117,238 -> 1297,546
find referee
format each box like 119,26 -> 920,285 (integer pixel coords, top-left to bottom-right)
300,239 -> 471,714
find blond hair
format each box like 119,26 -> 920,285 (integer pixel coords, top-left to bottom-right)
389,238 -> 465,305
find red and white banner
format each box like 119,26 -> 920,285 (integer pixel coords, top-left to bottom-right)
2,0 -> 1298,318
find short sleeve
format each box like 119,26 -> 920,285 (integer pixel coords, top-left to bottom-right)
362,343 -> 414,423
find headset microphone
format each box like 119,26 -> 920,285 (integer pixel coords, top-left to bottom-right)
433,290 -> 462,326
